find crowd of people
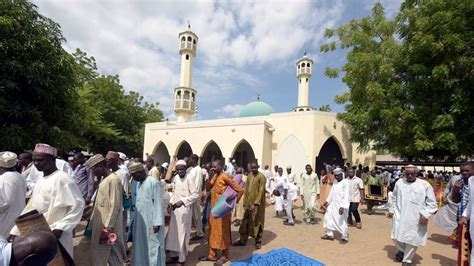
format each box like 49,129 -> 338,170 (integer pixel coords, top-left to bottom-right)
0,143 -> 473,266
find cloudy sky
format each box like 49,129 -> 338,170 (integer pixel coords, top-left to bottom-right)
34,0 -> 402,120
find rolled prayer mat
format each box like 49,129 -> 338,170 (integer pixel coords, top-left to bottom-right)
15,210 -> 74,266
211,174 -> 243,218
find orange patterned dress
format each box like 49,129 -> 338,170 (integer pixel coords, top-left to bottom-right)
207,173 -> 244,250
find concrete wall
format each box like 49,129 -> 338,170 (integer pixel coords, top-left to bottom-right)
143,111 -> 376,171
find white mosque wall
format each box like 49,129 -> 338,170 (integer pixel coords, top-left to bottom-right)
143,111 -> 376,170
274,134 -> 309,180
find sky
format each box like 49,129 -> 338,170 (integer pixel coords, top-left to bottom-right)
34,0 -> 403,120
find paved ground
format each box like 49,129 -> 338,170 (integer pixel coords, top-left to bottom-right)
73,199 -> 457,265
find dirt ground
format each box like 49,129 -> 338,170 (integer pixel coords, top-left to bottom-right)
73,199 -> 457,265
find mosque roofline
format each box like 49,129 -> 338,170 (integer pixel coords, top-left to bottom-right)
146,110 -> 338,130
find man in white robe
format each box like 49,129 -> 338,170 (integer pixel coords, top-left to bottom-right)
286,166 -> 297,185
165,160 -> 200,265
10,144 -> 84,257
321,168 -> 350,244
433,162 -> 471,240
387,165 -> 437,265
274,167 -> 288,216
25,157 -> 72,197
188,154 -> 204,241
128,162 -> 165,266
0,152 -> 26,238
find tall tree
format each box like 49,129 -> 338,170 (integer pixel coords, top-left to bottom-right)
0,0 -> 79,153
320,1 -> 473,160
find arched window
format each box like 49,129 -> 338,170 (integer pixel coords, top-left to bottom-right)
302,63 -> 306,67
299,108 -> 304,111
193,39 -> 196,45
187,36 -> 192,42
181,36 -> 185,42
184,91 -> 190,100
299,79 -> 301,84
186,54 -> 190,60
306,78 -> 309,82
176,91 -> 181,99
298,65 -> 300,69
307,63 -> 311,68
191,93 -> 195,101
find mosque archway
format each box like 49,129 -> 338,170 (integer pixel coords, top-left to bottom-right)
176,141 -> 193,159
275,134 -> 308,178
200,140 -> 223,165
152,142 -> 170,166
315,136 -> 344,174
231,139 -> 256,169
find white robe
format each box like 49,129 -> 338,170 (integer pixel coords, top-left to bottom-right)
274,174 -> 288,212
26,159 -> 72,196
165,173 -> 199,261
389,178 -> 437,247
323,179 -> 350,234
0,171 -> 26,238
116,166 -> 130,196
11,170 -> 84,256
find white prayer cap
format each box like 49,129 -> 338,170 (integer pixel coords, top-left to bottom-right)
231,159 -> 236,163
162,162 -> 169,168
33,143 -> 57,157
68,156 -> 74,161
286,166 -> 292,169
333,167 -> 343,175
176,160 -> 187,166
118,152 -> 126,160
0,151 -> 17,168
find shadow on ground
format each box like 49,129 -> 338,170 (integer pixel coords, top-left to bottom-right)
383,245 -> 424,265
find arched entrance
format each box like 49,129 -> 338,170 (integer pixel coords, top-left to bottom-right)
232,139 -> 256,169
153,142 -> 170,166
176,141 -> 193,159
316,137 -> 344,174
200,140 -> 223,165
275,134 -> 308,178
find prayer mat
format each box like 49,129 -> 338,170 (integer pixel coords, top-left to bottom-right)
232,248 -> 324,265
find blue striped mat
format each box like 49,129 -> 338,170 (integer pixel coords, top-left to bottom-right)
231,248 -> 324,265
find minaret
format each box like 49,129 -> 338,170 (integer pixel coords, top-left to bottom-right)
174,23 -> 198,122
293,53 -> 314,112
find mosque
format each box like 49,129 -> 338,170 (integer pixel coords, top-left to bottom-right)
143,27 -> 376,176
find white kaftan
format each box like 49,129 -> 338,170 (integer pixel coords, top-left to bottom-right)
323,179 -> 350,238
11,170 -> 84,256
165,173 -> 199,262
25,159 -> 72,196
0,171 -> 26,238
189,165 -> 204,238
274,174 -> 288,212
389,178 -> 437,247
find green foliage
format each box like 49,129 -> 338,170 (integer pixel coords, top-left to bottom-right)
318,104 -> 332,112
0,1 -> 163,156
320,1 -> 473,160
0,0 -> 79,152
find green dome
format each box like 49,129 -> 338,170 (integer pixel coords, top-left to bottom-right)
239,101 -> 274,117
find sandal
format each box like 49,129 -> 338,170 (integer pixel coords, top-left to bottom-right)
199,256 -> 216,262
320,235 -> 334,241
